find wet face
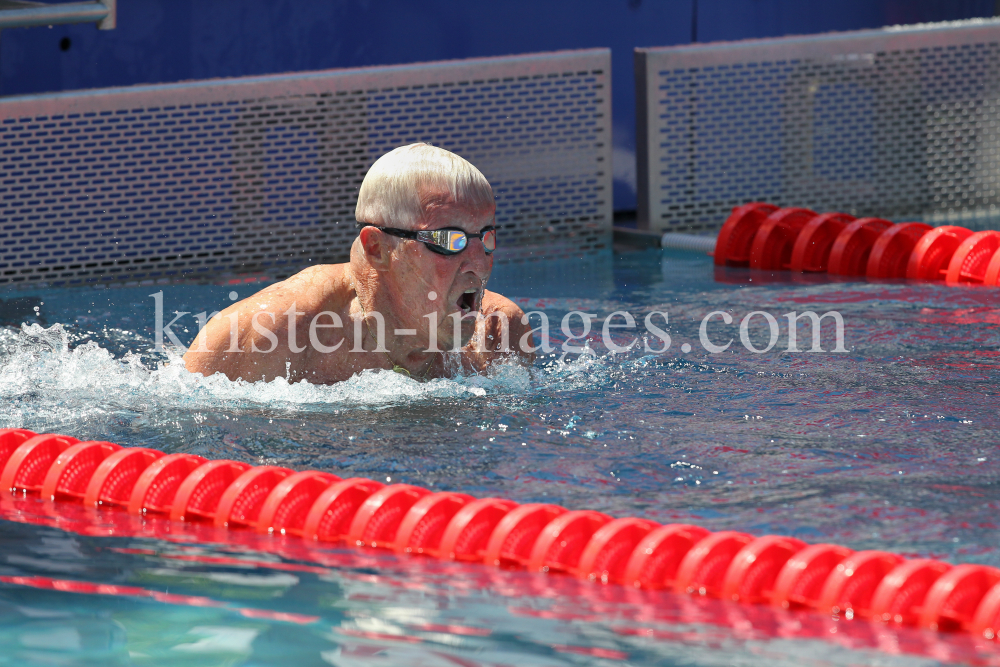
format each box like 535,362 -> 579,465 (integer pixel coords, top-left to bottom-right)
383,202 -> 495,350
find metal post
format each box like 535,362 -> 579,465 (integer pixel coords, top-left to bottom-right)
634,49 -> 651,230
0,1 -> 115,30
97,0 -> 114,29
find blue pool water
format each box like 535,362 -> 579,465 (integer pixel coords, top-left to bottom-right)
1,247 -> 999,666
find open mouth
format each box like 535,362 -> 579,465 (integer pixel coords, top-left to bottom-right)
457,289 -> 479,315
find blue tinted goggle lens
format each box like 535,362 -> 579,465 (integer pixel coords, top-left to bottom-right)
445,231 -> 467,252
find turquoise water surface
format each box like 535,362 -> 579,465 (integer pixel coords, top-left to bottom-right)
1,247 -> 999,666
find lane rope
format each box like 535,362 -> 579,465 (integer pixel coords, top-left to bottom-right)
713,201 -> 1000,286
2,428 -> 999,640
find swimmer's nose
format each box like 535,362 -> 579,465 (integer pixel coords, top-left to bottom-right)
460,236 -> 492,278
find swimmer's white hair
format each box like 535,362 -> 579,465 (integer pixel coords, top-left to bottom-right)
355,143 -> 495,229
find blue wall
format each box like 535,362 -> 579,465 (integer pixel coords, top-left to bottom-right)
1,0 -> 995,210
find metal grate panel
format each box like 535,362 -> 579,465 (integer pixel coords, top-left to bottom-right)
0,49 -> 611,287
635,19 -> 1000,234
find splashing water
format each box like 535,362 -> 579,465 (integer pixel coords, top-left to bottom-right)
0,322 -> 544,411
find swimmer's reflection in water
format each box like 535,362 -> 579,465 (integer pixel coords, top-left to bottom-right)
183,144 -> 534,384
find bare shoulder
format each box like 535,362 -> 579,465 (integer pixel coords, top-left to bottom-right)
480,290 -> 525,319
183,263 -> 355,381
256,264 -> 351,312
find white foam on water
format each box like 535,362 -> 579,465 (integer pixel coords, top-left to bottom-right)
0,323 -> 544,418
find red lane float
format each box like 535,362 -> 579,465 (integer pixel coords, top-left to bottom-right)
215,465 -> 293,528
828,218 -> 895,276
2,429 -> 1000,643
919,564 -> 1000,632
84,447 -> 162,509
907,226 -> 974,281
815,550 -> 904,619
748,208 -> 817,271
674,531 -> 754,597
622,523 -> 711,590
971,581 -> 1000,640
789,212 -> 855,273
869,559 -> 952,625
128,453 -> 207,516
302,477 -> 384,542
527,509 -> 611,575
170,459 -> 251,522
722,534 -> 806,604
42,441 -> 121,502
771,543 -> 854,610
577,517 -> 658,585
986,247 -> 1000,286
946,230 -> 1000,284
394,491 -> 473,556
1,433 -> 79,494
347,483 -> 430,550
485,503 -> 566,568
715,202 -> 1000,287
256,470 -> 340,536
714,202 -> 779,267
438,497 -> 518,562
866,222 -> 933,279
0,429 -> 37,470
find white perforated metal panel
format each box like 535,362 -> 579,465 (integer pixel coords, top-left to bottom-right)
635,19 -> 1000,234
0,50 -> 611,287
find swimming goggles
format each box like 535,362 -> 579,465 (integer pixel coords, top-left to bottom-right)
357,223 -> 496,256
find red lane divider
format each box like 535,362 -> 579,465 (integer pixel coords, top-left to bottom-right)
42,441 -> 120,502
623,523 -> 710,590
257,470 -> 340,536
438,497 -> 517,562
170,459 -> 251,522
302,477 -> 384,542
828,218 -> 894,276
394,491 -> 473,557
128,453 -> 207,516
789,212 -> 855,273
674,530 -> 753,597
714,202 -> 779,267
485,502 -> 565,568
722,534 -> 806,604
577,516 -> 658,585
528,509 -> 611,575
867,222 -> 933,280
908,226 -> 974,281
947,230 -> 1000,285
1,428 -> 999,642
869,558 -> 951,626
771,543 -> 854,610
348,483 -> 429,550
715,203 -> 1000,286
84,447 -> 162,509
749,207 -> 817,271
1,433 -> 78,494
815,550 -> 904,619
215,465 -> 293,529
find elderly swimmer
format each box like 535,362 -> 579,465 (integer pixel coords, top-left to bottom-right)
183,143 -> 534,384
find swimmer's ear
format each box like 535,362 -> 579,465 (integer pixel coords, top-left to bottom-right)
359,226 -> 392,271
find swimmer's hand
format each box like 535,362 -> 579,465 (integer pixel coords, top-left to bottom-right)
465,291 -> 535,370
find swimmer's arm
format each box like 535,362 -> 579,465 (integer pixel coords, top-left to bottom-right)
467,291 -> 535,369
182,272 -> 326,382
182,296 -> 294,382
